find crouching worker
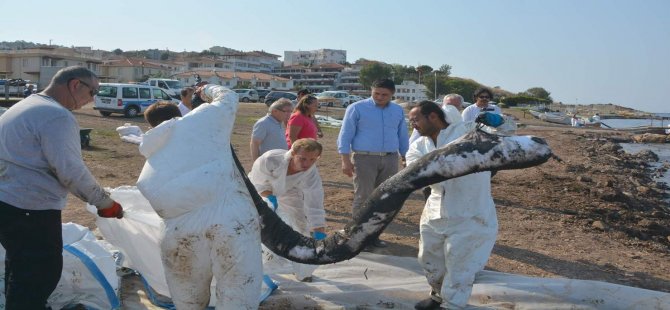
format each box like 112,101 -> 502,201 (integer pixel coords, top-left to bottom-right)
248,138 -> 326,282
0,66 -> 123,309
137,84 -> 263,309
144,101 -> 182,127
406,101 -> 500,310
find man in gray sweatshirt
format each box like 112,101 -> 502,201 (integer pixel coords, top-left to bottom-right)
0,66 -> 124,309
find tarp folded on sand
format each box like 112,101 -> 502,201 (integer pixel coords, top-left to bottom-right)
96,187 -> 670,310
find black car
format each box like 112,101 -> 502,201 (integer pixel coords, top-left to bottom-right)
264,91 -> 297,106
257,89 -> 271,102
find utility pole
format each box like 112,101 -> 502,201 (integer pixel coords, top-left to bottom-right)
434,71 -> 437,101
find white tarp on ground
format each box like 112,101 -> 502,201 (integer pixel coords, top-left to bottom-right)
0,223 -> 120,310
95,187 -> 669,310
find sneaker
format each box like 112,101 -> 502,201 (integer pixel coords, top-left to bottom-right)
373,239 -> 388,248
414,297 -> 441,310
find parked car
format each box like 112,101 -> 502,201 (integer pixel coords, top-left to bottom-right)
147,78 -> 183,99
348,95 -> 364,103
256,89 -> 271,102
93,83 -> 179,118
317,91 -> 350,108
264,91 -> 298,106
234,89 -> 259,102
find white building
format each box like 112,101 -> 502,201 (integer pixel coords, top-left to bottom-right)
393,80 -> 428,103
284,49 -> 346,67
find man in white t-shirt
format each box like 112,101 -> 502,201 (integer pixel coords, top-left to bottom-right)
461,87 -> 501,122
177,87 -> 194,116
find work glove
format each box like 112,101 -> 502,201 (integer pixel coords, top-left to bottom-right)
98,201 -> 124,219
264,195 -> 278,211
476,112 -> 505,128
312,231 -> 327,240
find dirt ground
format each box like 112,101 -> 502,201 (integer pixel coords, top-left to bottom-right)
65,103 -> 670,298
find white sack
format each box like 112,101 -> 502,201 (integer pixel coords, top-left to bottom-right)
0,223 -> 120,310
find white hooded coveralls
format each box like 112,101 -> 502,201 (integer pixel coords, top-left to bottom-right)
248,149 -> 326,280
405,121 -> 498,309
137,85 -> 262,309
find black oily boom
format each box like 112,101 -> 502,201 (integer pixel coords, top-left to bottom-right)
231,129 -> 553,265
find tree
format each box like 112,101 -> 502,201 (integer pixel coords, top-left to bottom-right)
160,53 -> 169,60
437,64 -> 452,76
359,63 -> 393,88
113,48 -> 123,55
416,65 -> 433,75
444,79 -> 481,102
524,87 -> 553,101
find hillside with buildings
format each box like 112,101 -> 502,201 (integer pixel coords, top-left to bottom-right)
0,41 -> 584,109
0,41 -> 509,102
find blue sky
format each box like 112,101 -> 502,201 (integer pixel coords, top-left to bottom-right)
1,0 -> 668,113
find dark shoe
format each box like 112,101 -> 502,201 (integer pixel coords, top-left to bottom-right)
414,297 -> 441,310
373,239 -> 387,248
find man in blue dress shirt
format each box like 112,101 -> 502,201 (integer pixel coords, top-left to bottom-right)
337,79 -> 409,248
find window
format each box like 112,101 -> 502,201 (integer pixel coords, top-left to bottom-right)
153,89 -> 172,100
139,88 -> 151,99
98,86 -> 117,98
122,87 -> 138,98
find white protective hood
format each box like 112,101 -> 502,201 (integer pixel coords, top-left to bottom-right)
136,85 -> 241,219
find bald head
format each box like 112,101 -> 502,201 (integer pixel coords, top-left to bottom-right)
443,94 -> 464,111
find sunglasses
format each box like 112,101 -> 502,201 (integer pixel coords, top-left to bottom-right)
478,95 -> 491,99
78,79 -> 99,97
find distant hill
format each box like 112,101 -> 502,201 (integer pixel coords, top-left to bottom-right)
0,40 -> 58,50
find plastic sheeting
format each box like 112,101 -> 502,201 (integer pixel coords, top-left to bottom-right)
94,188 -> 670,309
260,253 -> 670,310
0,223 -> 120,310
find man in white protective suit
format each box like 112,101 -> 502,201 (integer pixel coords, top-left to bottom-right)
136,84 -> 263,309
248,138 -> 326,282
405,100 -> 499,310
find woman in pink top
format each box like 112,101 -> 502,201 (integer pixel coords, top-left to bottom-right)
286,95 -> 319,148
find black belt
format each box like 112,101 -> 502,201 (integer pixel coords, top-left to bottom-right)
354,151 -> 396,156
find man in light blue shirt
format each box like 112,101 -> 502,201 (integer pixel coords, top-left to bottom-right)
337,79 -> 409,248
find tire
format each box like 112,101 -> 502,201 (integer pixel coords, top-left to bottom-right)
259,96 -> 265,102
124,106 -> 140,118
99,111 -> 112,117
241,97 -> 250,103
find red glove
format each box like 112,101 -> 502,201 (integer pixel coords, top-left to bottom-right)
98,201 -> 124,219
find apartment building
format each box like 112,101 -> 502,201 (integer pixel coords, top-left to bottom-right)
172,70 -> 293,90
100,57 -> 179,83
0,46 -> 102,89
283,49 -> 346,67
272,63 -> 345,93
393,80 -> 428,103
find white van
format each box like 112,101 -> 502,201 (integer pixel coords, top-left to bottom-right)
147,78 -> 183,99
93,83 -> 178,117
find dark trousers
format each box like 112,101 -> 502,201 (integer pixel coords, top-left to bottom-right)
0,200 -> 62,310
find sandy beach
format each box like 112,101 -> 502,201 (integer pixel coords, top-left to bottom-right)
62,103 -> 670,306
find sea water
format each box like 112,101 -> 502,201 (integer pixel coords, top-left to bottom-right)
612,114 -> 670,203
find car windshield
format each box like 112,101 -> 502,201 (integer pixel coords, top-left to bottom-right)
165,81 -> 182,89
234,89 -> 246,93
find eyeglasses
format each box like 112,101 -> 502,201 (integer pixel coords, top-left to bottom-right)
478,95 -> 491,100
78,80 -> 99,97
